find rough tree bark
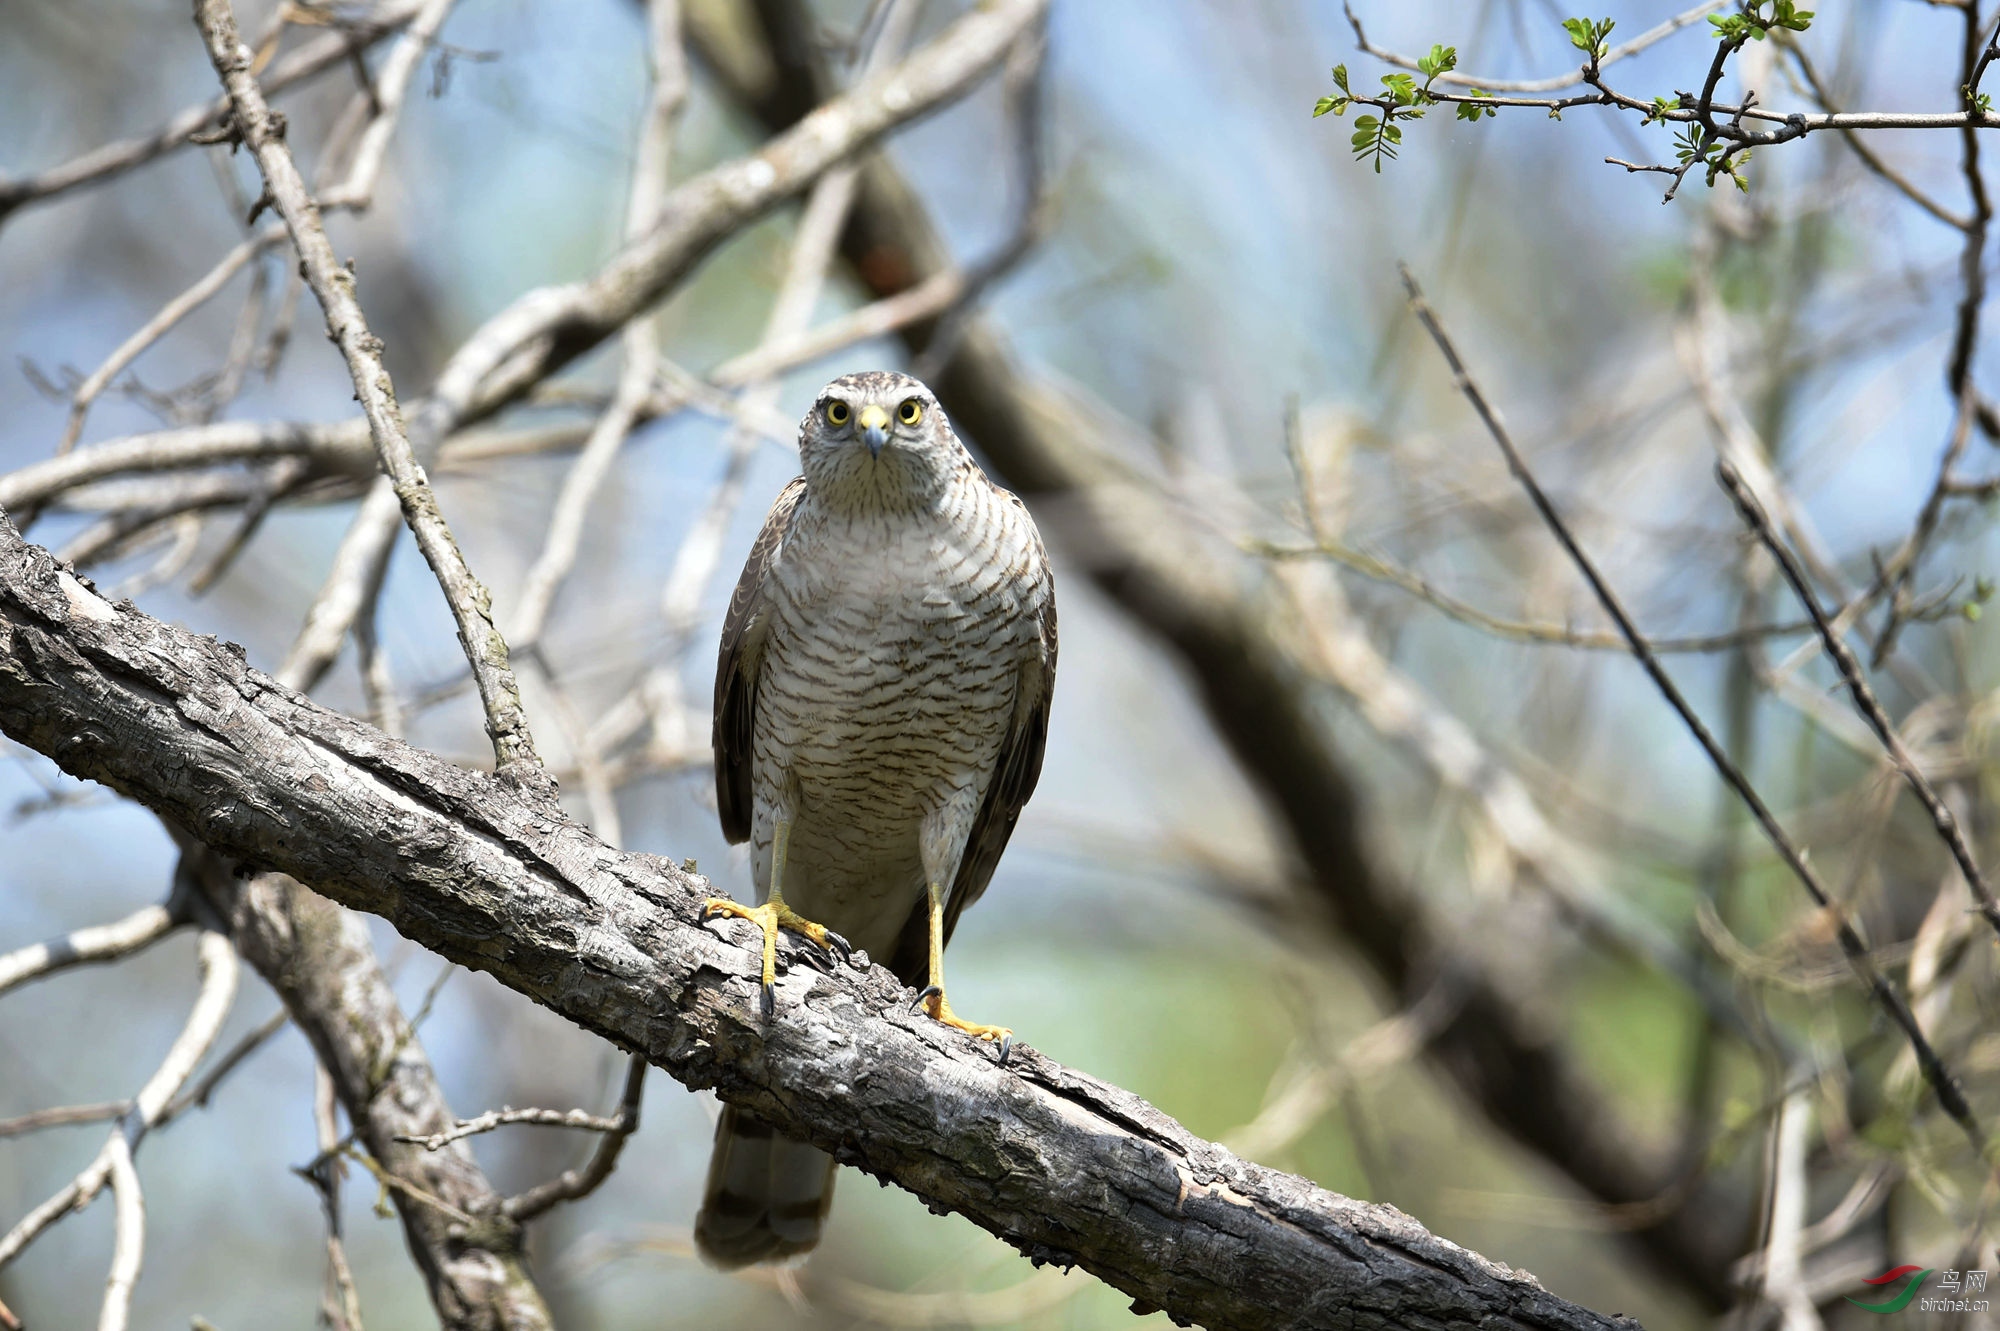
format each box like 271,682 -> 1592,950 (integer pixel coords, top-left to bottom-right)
0,516 -> 1639,1331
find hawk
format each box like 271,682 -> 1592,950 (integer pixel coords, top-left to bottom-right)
694,370 -> 1058,1268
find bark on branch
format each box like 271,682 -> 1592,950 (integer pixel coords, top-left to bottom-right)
0,517 -> 1636,1331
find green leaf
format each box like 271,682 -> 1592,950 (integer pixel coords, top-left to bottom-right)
1418,43 -> 1457,81
1331,64 -> 1351,93
1561,16 -> 1614,60
1313,94 -> 1350,118
1456,92 -> 1497,121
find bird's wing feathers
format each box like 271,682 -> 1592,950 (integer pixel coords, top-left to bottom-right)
713,477 -> 806,845
888,523 -> 1058,986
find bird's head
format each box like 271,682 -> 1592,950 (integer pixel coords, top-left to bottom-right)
797,371 -> 964,507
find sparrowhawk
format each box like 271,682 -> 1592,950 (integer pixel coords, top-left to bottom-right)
693,370 -> 1058,1268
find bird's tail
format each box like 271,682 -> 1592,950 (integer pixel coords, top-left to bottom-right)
693,1104 -> 837,1269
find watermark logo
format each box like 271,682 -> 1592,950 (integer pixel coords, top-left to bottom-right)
1846,1267 -> 1990,1314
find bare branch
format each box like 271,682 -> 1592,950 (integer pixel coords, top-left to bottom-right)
1718,461 -> 2000,941
0,419 -> 368,516
1344,0 -> 1728,94
159,1005 -> 292,1125
98,1134 -> 144,1331
318,0 -> 461,212
0,1102 -> 129,1139
195,0 -> 545,785
177,845 -> 555,1330
58,230 -> 281,455
0,927 -> 238,1272
0,0 -> 426,223
502,1055 -> 647,1222
0,901 -> 180,999
507,0 -> 688,652
1398,263 -> 1983,1151
397,1102 -> 632,1153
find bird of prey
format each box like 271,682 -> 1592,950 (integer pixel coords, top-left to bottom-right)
694,370 -> 1057,1268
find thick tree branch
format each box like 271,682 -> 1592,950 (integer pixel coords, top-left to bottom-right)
0,517 -> 1634,1331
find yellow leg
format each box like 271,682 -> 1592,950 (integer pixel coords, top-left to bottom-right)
913,882 -> 1013,1063
702,818 -> 849,1017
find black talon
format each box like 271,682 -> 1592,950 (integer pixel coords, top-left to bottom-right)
996,1034 -> 1014,1066
760,981 -> 775,1019
823,929 -> 853,962
912,984 -> 942,1012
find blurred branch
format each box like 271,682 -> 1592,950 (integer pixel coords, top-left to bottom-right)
0,1101 -> 130,1139
0,927 -> 238,1275
1719,461 -> 2000,941
1251,534 -> 1826,653
0,516 -> 1639,1331
56,229 -> 284,456
508,0 -> 688,653
1399,263 -> 1984,1152
306,1061 -> 364,1331
0,0 -> 426,225
1223,977 -> 1462,1161
1776,35 -> 1969,230
1344,0 -> 1729,94
0,900 -> 182,998
100,1132 -> 143,1331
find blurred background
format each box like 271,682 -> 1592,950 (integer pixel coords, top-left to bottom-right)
3,0 -> 1998,1326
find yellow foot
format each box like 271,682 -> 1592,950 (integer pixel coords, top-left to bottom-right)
913,985 -> 1014,1065
701,897 -> 851,1017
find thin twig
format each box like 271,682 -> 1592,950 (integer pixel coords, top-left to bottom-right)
0,1101 -> 130,1139
1398,262 -> 1984,1150
1718,461 -> 2000,941
503,1056 -> 647,1222
508,0 -> 687,651
1249,535 -> 1828,653
58,229 -> 283,455
159,1005 -> 292,1125
1343,0 -> 1728,94
398,1103 -> 631,1152
0,0 -> 427,222
195,0 -> 545,786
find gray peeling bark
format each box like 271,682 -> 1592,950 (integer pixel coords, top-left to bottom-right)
0,518 -> 1635,1331
177,849 -> 554,1331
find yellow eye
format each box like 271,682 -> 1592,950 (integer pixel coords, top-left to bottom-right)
825,400 -> 851,426
898,399 -> 923,426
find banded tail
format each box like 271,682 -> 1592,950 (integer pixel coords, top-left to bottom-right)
693,1105 -> 837,1268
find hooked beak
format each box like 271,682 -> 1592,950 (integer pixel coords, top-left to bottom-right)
857,404 -> 890,458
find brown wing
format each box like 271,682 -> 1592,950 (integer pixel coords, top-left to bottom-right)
713,477 -> 806,845
887,539 -> 1058,987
